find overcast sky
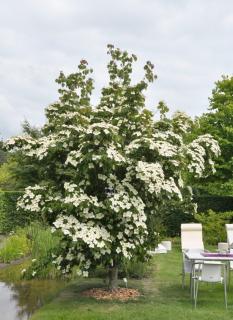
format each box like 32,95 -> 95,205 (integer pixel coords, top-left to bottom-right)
1,0 -> 233,139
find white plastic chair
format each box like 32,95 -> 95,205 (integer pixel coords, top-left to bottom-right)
181,223 -> 204,251
194,262 -> 227,309
181,223 -> 204,288
226,224 -> 233,246
225,224 -> 233,269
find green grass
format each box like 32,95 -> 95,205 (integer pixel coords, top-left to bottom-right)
25,222 -> 60,259
0,229 -> 30,263
31,246 -> 233,320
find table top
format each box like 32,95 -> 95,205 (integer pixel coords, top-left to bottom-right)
185,251 -> 233,261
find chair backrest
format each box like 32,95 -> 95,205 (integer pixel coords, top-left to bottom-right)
181,223 -> 204,251
201,263 -> 222,283
226,224 -> 233,247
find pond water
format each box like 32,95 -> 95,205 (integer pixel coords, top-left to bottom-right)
0,236 -> 66,319
0,279 -> 65,320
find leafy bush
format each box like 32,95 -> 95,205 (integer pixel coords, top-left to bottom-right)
0,229 -> 31,263
0,161 -> 15,190
195,210 -> 233,245
121,258 -> 152,279
91,258 -> 152,280
23,253 -> 62,280
160,198 -> 196,237
0,191 -> 28,233
195,195 -> 233,212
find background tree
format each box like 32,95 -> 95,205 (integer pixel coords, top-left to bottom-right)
0,121 -> 42,233
0,140 -> 7,165
192,75 -> 233,197
5,45 -> 220,290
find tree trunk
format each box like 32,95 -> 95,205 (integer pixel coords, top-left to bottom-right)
108,265 -> 118,291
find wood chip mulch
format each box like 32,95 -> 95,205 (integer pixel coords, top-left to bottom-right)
81,287 -> 141,301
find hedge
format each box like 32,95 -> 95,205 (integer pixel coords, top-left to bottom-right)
0,191 -> 26,233
195,195 -> 233,213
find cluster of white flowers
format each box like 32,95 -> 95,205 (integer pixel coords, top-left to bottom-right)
5,135 -> 37,150
186,143 -> 206,176
172,111 -> 192,133
135,161 -> 182,199
64,186 -> 100,208
126,137 -> 177,157
47,109 -> 90,124
109,187 -> 147,233
62,111 -> 89,121
17,185 -> 45,212
150,140 -> 177,157
106,145 -> 126,162
86,122 -> 118,135
26,135 -> 57,160
162,177 -> 182,200
65,149 -> 83,167
64,182 -> 78,193
135,161 -> 164,194
6,123 -> 86,163
97,105 -> 114,114
61,124 -> 85,134
121,181 -> 138,196
46,102 -> 59,112
6,134 -> 60,161
53,215 -> 112,249
195,134 -> 220,156
153,131 -> 183,146
186,134 -> 220,177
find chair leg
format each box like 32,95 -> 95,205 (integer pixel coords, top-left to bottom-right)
190,272 -> 192,297
182,258 -> 185,289
227,263 -> 231,291
182,267 -> 185,289
224,267 -> 228,309
190,262 -> 195,298
194,279 -> 199,308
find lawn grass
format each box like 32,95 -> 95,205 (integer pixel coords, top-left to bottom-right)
31,246 -> 233,320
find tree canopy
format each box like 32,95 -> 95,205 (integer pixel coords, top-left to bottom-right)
192,75 -> 233,196
4,45 -> 220,289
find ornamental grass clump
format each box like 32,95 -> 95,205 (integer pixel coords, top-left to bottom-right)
0,229 -> 30,263
5,45 -> 220,290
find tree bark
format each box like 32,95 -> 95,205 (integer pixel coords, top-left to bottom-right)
108,265 -> 118,291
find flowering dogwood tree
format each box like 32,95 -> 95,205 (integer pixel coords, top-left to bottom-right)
5,45 -> 220,290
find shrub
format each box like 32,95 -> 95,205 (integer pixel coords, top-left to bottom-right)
91,258 -> 152,280
195,195 -> 233,212
121,258 -> 152,279
0,229 -> 31,263
0,191 -> 28,233
160,198 -> 196,237
195,210 -> 233,245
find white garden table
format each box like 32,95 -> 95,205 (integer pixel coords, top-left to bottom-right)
184,251 -> 233,303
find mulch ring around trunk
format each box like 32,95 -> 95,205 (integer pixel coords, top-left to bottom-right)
81,287 -> 141,301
